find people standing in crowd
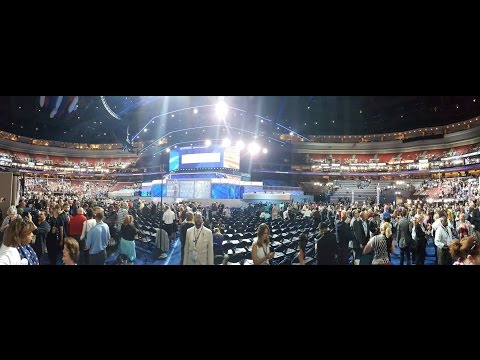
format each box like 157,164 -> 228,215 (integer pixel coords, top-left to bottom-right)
212,228 -> 223,247
85,212 -> 110,265
62,237 -> 79,265
471,202 -> 480,236
80,208 -> 96,265
0,218 -> 34,265
55,204 -> 69,250
0,206 -> 22,233
414,214 -> 428,265
32,211 -> 50,262
336,210 -> 356,265
16,199 -> 26,215
223,206 -> 231,219
316,222 -> 338,265
116,202 -> 129,229
397,209 -> 413,265
184,212 -> 213,265
456,213 -> 474,240
259,208 -> 271,220
252,223 -> 273,265
369,213 -> 381,237
162,205 -> 176,243
46,205 -> 60,265
105,205 -> 118,245
297,233 -> 307,265
116,215 -> 141,263
69,207 -> 87,264
271,204 -> 278,220
450,236 -> 480,265
16,212 -> 39,265
435,216 -> 454,265
180,212 -> 195,265
62,203 -> 71,236
363,221 -> 394,265
352,211 -> 369,264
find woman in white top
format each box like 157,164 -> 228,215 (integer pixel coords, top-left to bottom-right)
80,208 -> 97,241
252,223 -> 273,265
0,218 -> 34,265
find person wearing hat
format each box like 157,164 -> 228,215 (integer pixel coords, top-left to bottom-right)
316,222 -> 337,265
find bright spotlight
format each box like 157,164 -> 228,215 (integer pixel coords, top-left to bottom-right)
165,148 -> 170,153
289,131 -> 294,136
222,138 -> 231,147
236,140 -> 245,150
193,108 -> 198,114
262,148 -> 268,154
216,99 -> 228,120
205,139 -> 212,147
143,128 -> 148,132
248,142 -> 261,155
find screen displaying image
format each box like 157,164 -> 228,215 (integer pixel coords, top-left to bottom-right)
169,146 -> 240,170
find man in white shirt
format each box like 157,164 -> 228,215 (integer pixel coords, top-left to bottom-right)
184,212 -> 213,265
434,216 -> 454,265
162,205 -> 176,242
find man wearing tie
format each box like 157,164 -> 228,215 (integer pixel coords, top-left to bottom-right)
184,212 -> 214,265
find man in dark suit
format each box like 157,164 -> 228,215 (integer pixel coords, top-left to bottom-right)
397,208 -> 413,265
316,222 -> 337,265
352,211 -> 369,264
369,213 -> 381,237
336,211 -> 356,265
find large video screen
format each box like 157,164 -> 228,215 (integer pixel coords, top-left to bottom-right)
169,146 -> 240,171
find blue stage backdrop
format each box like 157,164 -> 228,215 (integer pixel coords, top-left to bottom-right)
151,184 -> 167,197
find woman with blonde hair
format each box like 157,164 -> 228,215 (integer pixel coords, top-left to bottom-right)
363,221 -> 394,265
456,213 -> 474,240
116,215 -> 141,263
252,223 -> 273,265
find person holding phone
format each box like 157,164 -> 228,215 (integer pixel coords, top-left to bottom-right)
252,223 -> 273,265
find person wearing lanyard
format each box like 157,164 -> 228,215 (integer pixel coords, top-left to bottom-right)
252,223 -> 273,265
184,212 -> 213,265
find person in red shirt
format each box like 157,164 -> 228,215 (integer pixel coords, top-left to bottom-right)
69,207 -> 87,264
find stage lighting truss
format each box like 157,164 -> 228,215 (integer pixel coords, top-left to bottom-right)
100,96 -> 121,120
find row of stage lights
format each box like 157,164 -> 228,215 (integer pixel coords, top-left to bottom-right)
162,138 -> 268,155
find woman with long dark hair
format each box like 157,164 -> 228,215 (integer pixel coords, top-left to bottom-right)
252,223 -> 273,265
297,233 -> 307,265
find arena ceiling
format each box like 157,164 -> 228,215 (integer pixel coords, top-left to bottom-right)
0,96 -> 478,151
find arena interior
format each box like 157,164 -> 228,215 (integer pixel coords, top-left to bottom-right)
0,96 -> 479,265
